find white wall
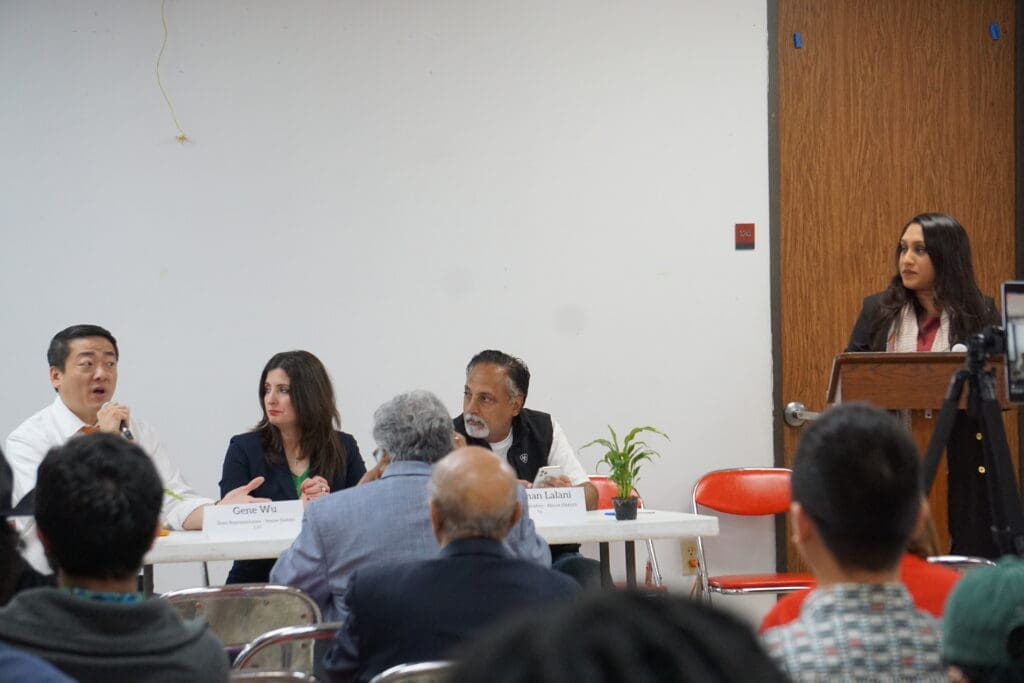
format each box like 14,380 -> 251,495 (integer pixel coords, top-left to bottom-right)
0,0 -> 774,622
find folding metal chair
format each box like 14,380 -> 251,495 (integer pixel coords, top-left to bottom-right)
161,584 -> 322,658
369,661 -> 455,683
233,622 -> 342,674
691,467 -> 814,604
926,554 -> 997,572
229,672 -> 317,682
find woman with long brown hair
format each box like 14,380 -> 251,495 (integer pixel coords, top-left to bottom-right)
847,212 -> 999,557
220,350 -> 366,583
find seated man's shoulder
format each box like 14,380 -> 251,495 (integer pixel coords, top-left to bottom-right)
6,404 -> 57,444
0,643 -> 72,683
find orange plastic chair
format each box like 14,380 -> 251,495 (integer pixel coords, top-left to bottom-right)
691,467 -> 814,604
589,475 -> 620,510
589,475 -> 664,589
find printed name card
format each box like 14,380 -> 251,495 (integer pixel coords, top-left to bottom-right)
204,500 -> 304,540
526,487 -> 586,522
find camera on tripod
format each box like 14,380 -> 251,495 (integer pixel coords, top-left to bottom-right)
1002,282 -> 1024,403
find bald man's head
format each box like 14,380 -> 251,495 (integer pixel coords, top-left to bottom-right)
429,446 -> 522,545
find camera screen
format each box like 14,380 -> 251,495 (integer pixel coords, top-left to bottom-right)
1003,282 -> 1024,403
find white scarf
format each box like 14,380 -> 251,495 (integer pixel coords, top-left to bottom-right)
887,302 -> 951,352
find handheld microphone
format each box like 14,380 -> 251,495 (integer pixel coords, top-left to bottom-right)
101,401 -> 134,441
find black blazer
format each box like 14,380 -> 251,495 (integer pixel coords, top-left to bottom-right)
846,292 -> 998,352
324,537 -> 579,682
219,430 -> 366,583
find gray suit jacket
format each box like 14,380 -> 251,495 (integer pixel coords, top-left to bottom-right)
269,460 -> 550,622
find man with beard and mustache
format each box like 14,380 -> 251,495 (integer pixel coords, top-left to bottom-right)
454,350 -> 601,585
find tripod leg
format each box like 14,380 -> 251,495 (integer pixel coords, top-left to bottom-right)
921,370 -> 970,497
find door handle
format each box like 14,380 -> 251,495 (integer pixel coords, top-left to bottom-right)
784,402 -> 821,428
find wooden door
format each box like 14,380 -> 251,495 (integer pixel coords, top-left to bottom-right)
775,0 -> 1017,570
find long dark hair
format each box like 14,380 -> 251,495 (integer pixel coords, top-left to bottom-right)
255,351 -> 346,483
873,213 -> 992,346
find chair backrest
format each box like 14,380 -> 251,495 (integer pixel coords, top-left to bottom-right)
588,475 -> 644,509
233,622 -> 342,673
927,555 -> 997,572
369,661 -> 455,683
161,584 -> 322,649
229,672 -> 317,682
589,475 -> 619,509
692,468 -> 792,516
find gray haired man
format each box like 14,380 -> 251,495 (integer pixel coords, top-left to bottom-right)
270,390 -> 550,622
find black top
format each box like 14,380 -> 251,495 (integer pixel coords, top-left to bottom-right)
219,430 -> 367,583
846,292 -> 999,352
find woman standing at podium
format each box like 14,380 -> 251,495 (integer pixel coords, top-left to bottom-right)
846,212 -> 999,557
220,350 -> 367,583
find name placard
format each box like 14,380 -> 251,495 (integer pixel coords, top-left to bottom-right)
526,487 -> 586,522
204,500 -> 304,540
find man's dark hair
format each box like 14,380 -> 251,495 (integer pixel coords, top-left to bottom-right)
35,433 -> 162,580
47,324 -> 119,371
791,402 -> 922,572
467,350 -> 530,402
450,591 -> 788,683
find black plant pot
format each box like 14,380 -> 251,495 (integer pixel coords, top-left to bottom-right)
612,496 -> 639,520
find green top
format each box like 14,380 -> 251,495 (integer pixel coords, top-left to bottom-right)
291,467 -> 310,497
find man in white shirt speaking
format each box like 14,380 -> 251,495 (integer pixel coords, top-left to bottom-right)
6,324 -> 265,573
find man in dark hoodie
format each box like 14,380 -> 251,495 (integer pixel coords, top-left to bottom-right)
0,432 -> 228,682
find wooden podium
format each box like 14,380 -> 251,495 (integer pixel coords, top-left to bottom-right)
826,352 -> 1011,552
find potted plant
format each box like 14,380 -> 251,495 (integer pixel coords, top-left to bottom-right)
582,425 -> 669,520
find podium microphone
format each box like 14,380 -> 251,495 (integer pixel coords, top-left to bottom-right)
100,401 -> 134,441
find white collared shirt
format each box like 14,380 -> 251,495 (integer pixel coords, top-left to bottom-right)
5,395 -> 212,573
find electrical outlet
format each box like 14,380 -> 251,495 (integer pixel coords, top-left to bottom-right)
681,540 -> 699,576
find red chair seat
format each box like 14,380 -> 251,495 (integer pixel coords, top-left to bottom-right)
692,468 -> 812,604
707,573 -> 815,591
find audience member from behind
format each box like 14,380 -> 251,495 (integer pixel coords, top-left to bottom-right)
450,590 -> 787,683
271,390 -> 550,622
759,509 -> 961,631
0,449 -> 70,682
6,324 -> 266,574
0,433 -> 228,683
0,447 -> 52,608
761,402 -> 943,680
324,447 -> 578,682
220,350 -> 367,583
943,556 -> 1024,683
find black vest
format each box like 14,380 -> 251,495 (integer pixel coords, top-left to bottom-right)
453,409 -> 580,558
453,408 -> 554,483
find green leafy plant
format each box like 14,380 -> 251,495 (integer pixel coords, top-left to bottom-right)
581,425 -> 669,499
